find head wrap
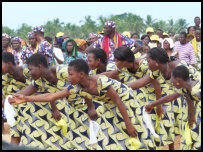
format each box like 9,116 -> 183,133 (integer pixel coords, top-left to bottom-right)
162,38 -> 174,49
11,36 -> 22,43
75,39 -> 87,50
105,21 -> 116,28
146,27 -> 154,33
27,31 -> 35,38
88,33 -> 98,38
2,33 -> 11,40
62,39 -> 78,57
33,26 -> 44,33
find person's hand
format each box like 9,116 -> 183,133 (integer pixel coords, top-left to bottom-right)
88,107 -> 98,120
126,124 -> 138,137
8,94 -> 26,105
188,112 -> 197,129
52,109 -> 62,121
156,105 -> 166,120
145,104 -> 154,113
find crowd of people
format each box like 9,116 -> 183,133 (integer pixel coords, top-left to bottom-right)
2,16 -> 201,150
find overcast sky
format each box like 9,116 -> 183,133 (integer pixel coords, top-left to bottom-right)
2,2 -> 201,30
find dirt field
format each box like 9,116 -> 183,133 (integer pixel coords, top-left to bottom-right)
2,123 -> 181,150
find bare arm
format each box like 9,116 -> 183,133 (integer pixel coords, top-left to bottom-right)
151,79 -> 166,118
132,42 -> 143,54
17,84 -> 39,96
145,93 -> 181,112
107,86 -> 137,137
100,70 -> 120,79
128,74 -> 153,90
10,89 -> 70,104
185,96 -> 197,128
85,98 -> 98,120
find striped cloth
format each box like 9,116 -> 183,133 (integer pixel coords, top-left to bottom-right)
173,41 -> 197,65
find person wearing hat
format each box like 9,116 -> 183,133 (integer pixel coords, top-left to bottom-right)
162,38 -> 175,57
86,21 -> 142,62
146,27 -> 154,37
148,34 -> 161,49
163,32 -> 169,39
11,36 -> 24,66
87,33 -> 99,46
33,26 -> 53,66
122,31 -> 131,38
21,32 -> 39,64
2,33 -> 14,53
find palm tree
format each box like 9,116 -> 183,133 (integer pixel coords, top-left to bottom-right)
145,15 -> 157,27
174,19 -> 189,34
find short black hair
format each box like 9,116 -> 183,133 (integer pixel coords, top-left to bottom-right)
131,33 -> 140,39
26,53 -> 48,68
69,59 -> 89,75
194,16 -> 200,20
45,36 -> 52,44
180,32 -> 187,38
88,48 -> 108,66
156,29 -> 163,33
141,34 -> 150,41
114,46 -> 135,63
172,65 -> 189,81
147,47 -> 169,64
34,31 -> 44,36
2,52 -> 16,65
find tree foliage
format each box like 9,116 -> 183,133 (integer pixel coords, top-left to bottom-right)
2,13 -> 190,42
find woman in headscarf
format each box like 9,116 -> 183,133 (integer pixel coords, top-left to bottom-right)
2,33 -> 14,53
62,39 -> 86,65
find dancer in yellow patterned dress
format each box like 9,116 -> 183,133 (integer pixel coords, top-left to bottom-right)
10,59 -> 148,150
113,46 -> 175,149
87,48 -> 155,149
10,53 -> 105,150
3,52 -> 72,150
145,65 -> 201,150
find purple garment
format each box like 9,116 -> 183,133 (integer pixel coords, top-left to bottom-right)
93,34 -> 135,62
38,40 -> 53,65
173,41 -> 197,65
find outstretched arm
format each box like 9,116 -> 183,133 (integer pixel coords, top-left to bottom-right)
145,93 -> 181,112
9,89 -> 70,104
100,70 -> 120,79
17,84 -> 39,96
128,74 -> 153,90
107,86 -> 137,137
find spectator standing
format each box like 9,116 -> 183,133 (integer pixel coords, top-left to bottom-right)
173,32 -> 197,67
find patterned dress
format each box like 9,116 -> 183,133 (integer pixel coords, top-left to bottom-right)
176,80 -> 201,150
173,61 -> 201,150
67,75 -> 151,150
150,60 -> 201,149
37,40 -> 53,65
121,59 -> 175,147
2,67 -> 35,145
21,43 -> 40,64
32,65 -> 105,150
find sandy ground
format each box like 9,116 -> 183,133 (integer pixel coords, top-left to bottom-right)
2,123 -> 181,150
